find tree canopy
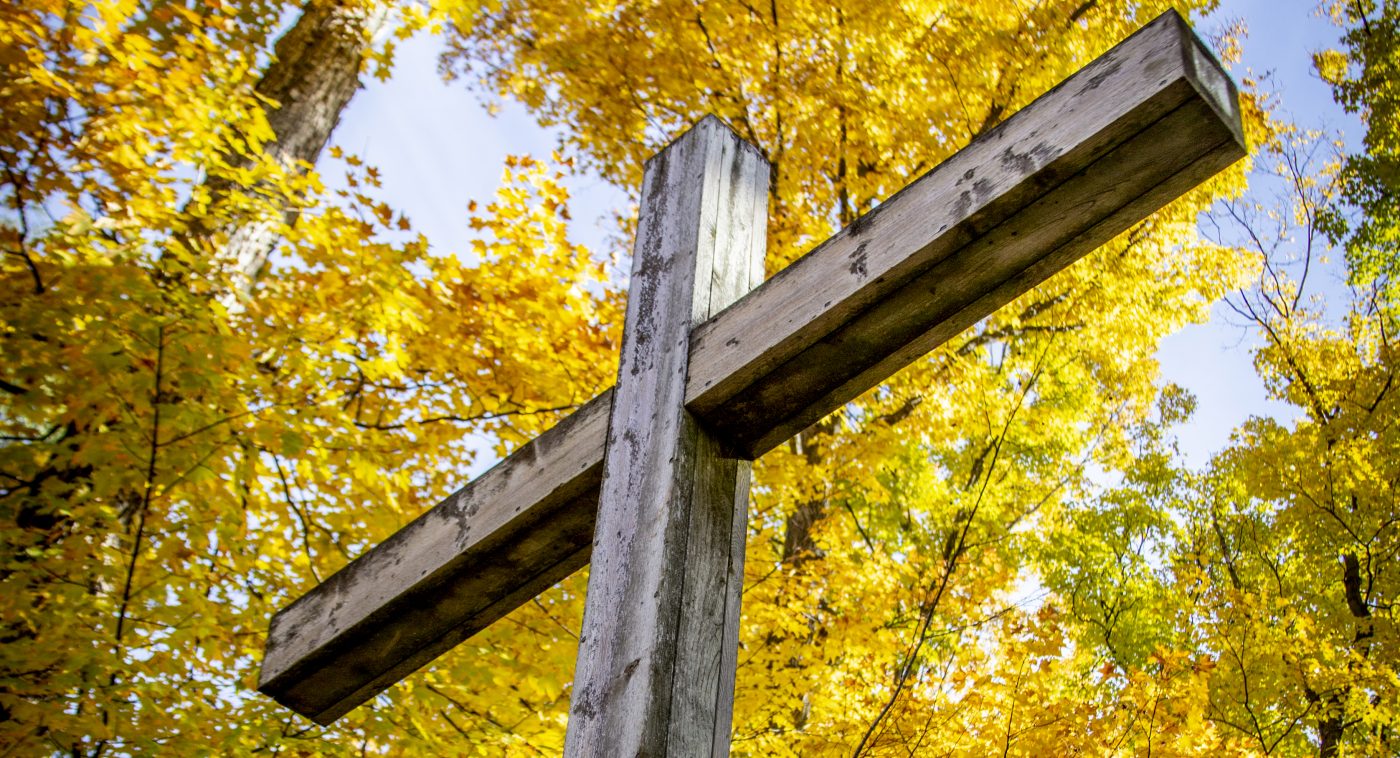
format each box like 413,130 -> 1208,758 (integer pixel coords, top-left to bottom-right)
2,0 -> 1396,755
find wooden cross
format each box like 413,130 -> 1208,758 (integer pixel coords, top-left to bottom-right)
257,11 -> 1244,754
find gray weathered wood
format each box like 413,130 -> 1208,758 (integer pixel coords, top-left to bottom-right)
564,116 -> 768,757
257,9 -> 1246,729
258,390 -> 610,724
684,9 -> 1246,456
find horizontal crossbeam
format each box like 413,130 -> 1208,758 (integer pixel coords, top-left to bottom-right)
258,9 -> 1246,725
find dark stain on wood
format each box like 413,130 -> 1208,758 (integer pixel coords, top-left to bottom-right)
848,241 -> 870,279
1082,56 -> 1123,93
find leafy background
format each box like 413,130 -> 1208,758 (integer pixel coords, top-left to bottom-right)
3,0 -> 1398,755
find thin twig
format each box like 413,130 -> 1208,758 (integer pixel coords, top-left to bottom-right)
114,323 -> 166,645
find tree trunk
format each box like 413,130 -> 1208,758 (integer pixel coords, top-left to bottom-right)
1315,551 -> 1376,756
1318,716 -> 1342,758
213,0 -> 388,297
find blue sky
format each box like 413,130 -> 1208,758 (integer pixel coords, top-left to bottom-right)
1157,0 -> 1353,464
325,1 -> 1357,469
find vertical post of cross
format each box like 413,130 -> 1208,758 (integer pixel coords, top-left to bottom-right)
563,117 -> 769,756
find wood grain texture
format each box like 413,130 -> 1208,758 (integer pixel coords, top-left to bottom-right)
257,10 -> 1246,728
683,9 -> 1247,456
563,116 -> 768,757
257,389 -> 611,725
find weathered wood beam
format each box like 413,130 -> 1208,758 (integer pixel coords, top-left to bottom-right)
564,116 -> 767,756
257,9 -> 1246,725
684,9 -> 1246,456
259,390 -> 610,724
